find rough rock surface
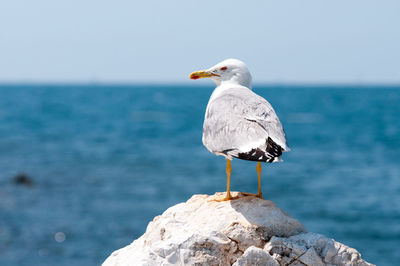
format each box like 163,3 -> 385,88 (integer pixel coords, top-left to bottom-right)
103,192 -> 373,266
265,233 -> 373,266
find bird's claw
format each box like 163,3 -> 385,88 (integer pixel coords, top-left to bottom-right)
241,192 -> 263,199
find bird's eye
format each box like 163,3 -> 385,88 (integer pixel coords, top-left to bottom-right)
220,66 -> 227,71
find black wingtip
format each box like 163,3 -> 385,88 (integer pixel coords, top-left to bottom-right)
235,137 -> 283,163
266,137 -> 283,158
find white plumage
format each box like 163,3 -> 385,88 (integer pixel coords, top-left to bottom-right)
191,58 -> 289,163
189,58 -> 289,200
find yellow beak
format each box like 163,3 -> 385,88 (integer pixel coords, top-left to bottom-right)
189,70 -> 219,80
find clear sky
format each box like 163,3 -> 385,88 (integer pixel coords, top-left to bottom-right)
1,0 -> 399,84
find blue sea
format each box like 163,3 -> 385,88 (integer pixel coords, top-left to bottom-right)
0,84 -> 399,266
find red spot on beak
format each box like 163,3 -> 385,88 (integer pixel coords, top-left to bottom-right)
190,75 -> 199,80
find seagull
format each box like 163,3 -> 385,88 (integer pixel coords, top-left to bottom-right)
189,59 -> 289,201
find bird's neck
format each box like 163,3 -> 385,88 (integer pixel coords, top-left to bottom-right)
209,82 -> 251,103
217,80 -> 252,90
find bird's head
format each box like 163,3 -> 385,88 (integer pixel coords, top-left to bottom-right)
189,58 -> 252,88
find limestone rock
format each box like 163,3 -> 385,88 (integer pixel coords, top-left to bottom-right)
103,192 -> 373,266
103,192 -> 305,266
232,246 -> 278,266
264,232 -> 374,266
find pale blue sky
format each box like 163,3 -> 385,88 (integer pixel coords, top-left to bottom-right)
1,1 -> 399,84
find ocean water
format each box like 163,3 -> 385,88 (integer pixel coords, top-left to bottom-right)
0,84 -> 399,266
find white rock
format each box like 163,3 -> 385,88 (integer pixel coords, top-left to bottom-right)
103,192 -> 305,266
264,232 -> 374,266
232,246 -> 279,266
298,247 -> 324,266
103,192 -> 374,266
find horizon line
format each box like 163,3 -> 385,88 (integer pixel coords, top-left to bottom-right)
0,80 -> 399,88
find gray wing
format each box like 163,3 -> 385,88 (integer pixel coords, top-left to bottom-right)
203,86 -> 289,162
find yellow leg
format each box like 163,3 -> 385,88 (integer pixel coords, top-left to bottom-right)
242,162 -> 263,199
256,162 -> 263,199
214,159 -> 235,201
224,159 -> 233,200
